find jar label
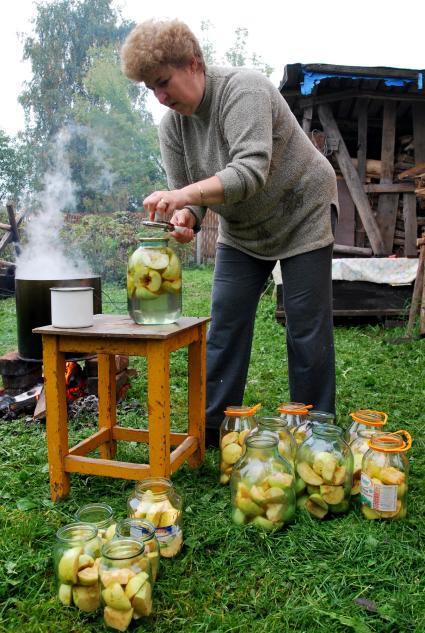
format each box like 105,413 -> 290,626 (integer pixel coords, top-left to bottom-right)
360,473 -> 397,511
155,525 -> 178,542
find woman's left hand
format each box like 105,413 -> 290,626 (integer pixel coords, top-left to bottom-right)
143,189 -> 188,220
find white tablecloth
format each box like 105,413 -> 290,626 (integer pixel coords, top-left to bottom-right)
272,257 -> 418,286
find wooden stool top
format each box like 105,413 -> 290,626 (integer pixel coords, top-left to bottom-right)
33,314 -> 210,340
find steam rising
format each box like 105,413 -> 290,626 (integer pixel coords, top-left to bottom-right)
16,126 -> 112,280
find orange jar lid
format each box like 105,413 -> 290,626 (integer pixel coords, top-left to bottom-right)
350,409 -> 388,426
224,403 -> 261,417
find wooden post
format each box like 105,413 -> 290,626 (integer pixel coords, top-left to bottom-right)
317,103 -> 385,254
147,340 -> 170,478
407,236 -> 425,335
376,101 -> 399,254
357,99 -> 368,184
97,353 -> 117,459
403,193 -> 418,258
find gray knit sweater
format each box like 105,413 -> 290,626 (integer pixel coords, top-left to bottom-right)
158,66 -> 338,260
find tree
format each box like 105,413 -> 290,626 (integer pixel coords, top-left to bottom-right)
0,130 -> 27,203
19,0 -> 134,143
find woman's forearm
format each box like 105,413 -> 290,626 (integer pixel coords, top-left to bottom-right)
182,176 -> 224,207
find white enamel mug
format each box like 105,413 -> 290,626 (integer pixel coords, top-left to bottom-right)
50,287 -> 94,328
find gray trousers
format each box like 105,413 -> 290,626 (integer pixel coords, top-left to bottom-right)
205,232 -> 336,431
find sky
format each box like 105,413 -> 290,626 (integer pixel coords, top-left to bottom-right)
1,0 -> 424,137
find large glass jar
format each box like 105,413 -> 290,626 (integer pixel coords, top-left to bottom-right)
115,518 -> 160,583
296,423 -> 353,519
127,477 -> 183,558
350,429 -> 377,496
277,402 -> 312,445
75,503 -> 117,544
230,434 -> 296,531
360,430 -> 411,521
219,404 -> 261,484
127,237 -> 182,325
346,409 -> 388,444
248,416 -> 297,470
54,522 -> 102,612
100,538 -> 153,631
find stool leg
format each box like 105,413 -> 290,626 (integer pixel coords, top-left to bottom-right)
42,335 -> 70,501
97,353 -> 117,459
147,340 -> 170,478
188,322 -> 206,467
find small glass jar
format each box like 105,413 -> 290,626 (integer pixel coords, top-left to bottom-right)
277,402 -> 312,444
115,518 -> 160,583
346,409 -> 388,444
127,477 -> 183,558
54,522 -> 102,612
230,434 -> 296,531
350,429 -> 377,496
248,417 -> 297,469
360,430 -> 411,521
296,423 -> 353,519
127,236 -> 182,325
100,538 -> 153,630
75,503 -> 117,543
219,403 -> 261,485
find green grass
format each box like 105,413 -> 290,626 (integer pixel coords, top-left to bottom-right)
0,267 -> 424,633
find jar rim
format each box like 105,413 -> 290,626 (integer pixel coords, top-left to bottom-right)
135,477 -> 173,495
258,417 -> 288,429
311,422 -> 343,437
56,522 -> 98,543
101,538 -> 145,560
277,402 -> 311,415
245,433 -> 278,448
75,502 -> 113,528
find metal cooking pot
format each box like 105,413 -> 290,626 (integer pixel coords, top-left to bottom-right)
15,276 -> 102,361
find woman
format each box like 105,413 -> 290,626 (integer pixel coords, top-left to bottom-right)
121,19 -> 338,446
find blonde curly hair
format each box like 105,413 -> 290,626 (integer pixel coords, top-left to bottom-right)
121,18 -> 206,83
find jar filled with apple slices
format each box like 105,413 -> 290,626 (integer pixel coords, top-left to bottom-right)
127,477 -> 183,558
127,236 -> 182,325
54,522 -> 102,612
230,433 -> 296,530
219,404 -> 261,485
360,429 -> 411,520
296,423 -> 353,519
248,416 -> 297,470
100,538 -> 153,631
277,402 -> 313,444
345,409 -> 388,444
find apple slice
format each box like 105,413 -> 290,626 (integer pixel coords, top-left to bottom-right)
102,582 -> 132,611
104,606 -> 134,632
58,546 -> 83,584
58,583 -> 73,606
72,585 -> 100,612
132,581 -> 153,616
124,571 -> 149,601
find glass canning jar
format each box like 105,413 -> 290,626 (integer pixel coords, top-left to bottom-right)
219,404 -> 261,485
248,416 -> 297,469
100,538 -> 153,630
54,522 -> 102,612
360,430 -> 412,521
127,477 -> 183,558
127,236 -> 182,325
277,402 -> 312,445
346,409 -> 388,444
75,503 -> 116,543
115,518 -> 160,583
296,423 -> 353,519
230,434 -> 296,531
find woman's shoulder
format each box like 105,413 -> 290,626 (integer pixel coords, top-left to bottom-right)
207,65 -> 271,88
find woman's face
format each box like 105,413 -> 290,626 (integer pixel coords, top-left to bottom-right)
145,61 -> 205,116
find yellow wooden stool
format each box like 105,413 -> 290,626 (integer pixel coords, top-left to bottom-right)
34,314 -> 209,501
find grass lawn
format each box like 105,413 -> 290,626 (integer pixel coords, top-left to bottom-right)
0,265 -> 424,633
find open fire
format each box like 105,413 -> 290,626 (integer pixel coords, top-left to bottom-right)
65,361 -> 87,400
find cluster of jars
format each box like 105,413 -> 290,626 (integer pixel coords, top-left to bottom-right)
221,403 -> 412,530
54,477 -> 182,631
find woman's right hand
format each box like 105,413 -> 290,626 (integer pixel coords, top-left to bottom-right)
169,208 -> 196,243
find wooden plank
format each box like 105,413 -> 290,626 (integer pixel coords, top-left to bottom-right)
413,103 -> 425,164
170,437 -> 199,473
302,64 -> 420,79
317,103 -> 385,254
42,336 -> 70,501
333,244 -> 373,256
302,105 -> 313,135
364,183 -> 415,193
112,426 -> 189,446
398,161 -> 425,180
403,193 -> 418,257
97,353 -> 117,459
335,179 -> 355,246
408,243 -> 425,333
64,454 -> 150,479
6,204 -> 20,243
301,90 -> 425,109
0,223 -> 12,231
68,429 -> 110,456
377,101 -> 399,254
357,99 -> 368,183
147,339 -> 170,478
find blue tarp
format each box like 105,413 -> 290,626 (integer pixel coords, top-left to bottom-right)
300,70 -> 424,96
